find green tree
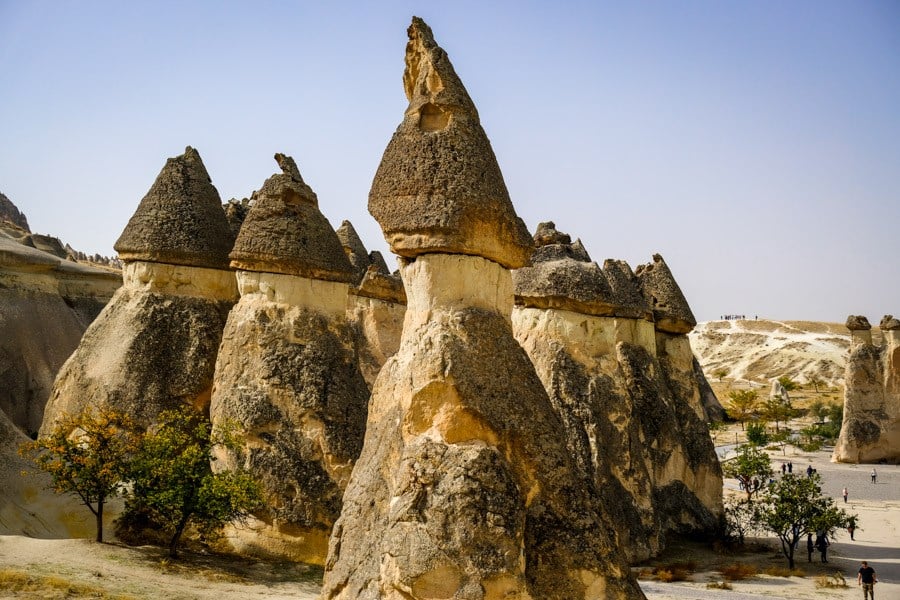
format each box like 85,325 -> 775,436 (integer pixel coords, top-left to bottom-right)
726,389 -> 758,430
724,496 -> 758,545
125,408 -> 262,557
723,444 -> 773,501
760,396 -> 795,432
777,375 -> 799,392
754,473 -> 853,569
713,368 -> 729,382
745,421 -> 769,446
808,399 -> 828,422
19,409 -> 139,542
808,377 -> 823,394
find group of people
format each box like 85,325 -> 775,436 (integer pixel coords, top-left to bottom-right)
720,314 -> 756,320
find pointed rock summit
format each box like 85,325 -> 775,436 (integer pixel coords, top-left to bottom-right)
229,155 -> 353,282
114,147 -> 234,269
336,220 -> 373,283
635,254 -> 697,334
368,17 -> 533,269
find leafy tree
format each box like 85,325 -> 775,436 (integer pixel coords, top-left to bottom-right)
827,403 -> 843,428
723,444 -> 773,501
760,396 -> 795,432
754,473 -> 853,568
726,389 -> 758,430
713,368 -> 729,382
724,496 -> 758,545
707,420 -> 726,443
125,408 -> 262,557
808,399 -> 829,422
19,409 -> 139,542
745,421 -> 769,446
777,375 -> 799,392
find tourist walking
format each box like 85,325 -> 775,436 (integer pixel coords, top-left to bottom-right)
858,560 -> 877,599
806,533 -> 814,563
871,468 -> 877,483
843,486 -> 849,502
848,517 -> 857,541
807,464 -> 813,478
788,461 -> 793,473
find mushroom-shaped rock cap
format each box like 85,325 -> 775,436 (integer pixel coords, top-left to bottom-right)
602,259 -> 653,320
846,315 -> 872,331
880,315 -> 900,331
514,224 -> 623,317
368,17 -> 533,269
114,147 -> 234,269
635,253 -> 697,334
229,154 -> 354,282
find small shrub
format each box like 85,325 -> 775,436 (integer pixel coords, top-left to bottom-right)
654,569 -> 675,582
719,562 -> 758,581
765,565 -> 804,577
706,580 -> 733,590
815,571 -> 847,588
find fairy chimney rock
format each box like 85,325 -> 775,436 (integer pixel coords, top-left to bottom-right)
846,315 -> 873,346
229,154 -> 353,283
336,220 -> 372,283
114,146 -> 235,269
602,259 -> 654,321
880,315 -> 900,331
367,17 -> 533,269
635,253 -> 696,334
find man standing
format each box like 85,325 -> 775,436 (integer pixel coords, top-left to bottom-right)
843,486 -> 849,502
858,561 -> 876,599
871,468 -> 877,484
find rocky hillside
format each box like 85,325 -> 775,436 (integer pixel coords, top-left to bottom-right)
688,319 -> 856,388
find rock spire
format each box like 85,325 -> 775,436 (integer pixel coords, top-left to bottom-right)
114,147 -> 235,269
368,17 -> 533,269
635,254 -> 696,334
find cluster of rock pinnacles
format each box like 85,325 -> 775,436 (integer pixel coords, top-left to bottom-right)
42,18 -> 723,599
833,315 -> 900,464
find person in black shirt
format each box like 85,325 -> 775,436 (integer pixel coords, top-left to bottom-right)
858,561 -> 876,600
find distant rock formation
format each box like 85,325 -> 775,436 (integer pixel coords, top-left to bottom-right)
833,315 -> 900,464
0,191 -> 30,233
321,19 -> 644,600
512,222 -> 723,562
41,147 -> 237,434
0,209 -> 120,437
337,220 -> 406,387
209,155 -> 369,564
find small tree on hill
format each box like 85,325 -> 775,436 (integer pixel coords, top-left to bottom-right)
777,375 -> 799,392
760,396 -> 795,432
754,473 -> 852,569
19,408 -> 140,542
125,408 -> 262,558
713,368 -> 729,382
726,389 -> 758,430
723,444 -> 773,501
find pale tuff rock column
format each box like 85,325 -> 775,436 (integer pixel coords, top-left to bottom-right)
337,220 -> 407,388
322,19 -> 644,600
512,224 -> 722,562
41,147 -> 237,433
834,315 -> 900,463
209,155 -> 369,564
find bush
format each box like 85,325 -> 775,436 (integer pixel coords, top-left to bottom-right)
746,422 -> 769,446
815,572 -> 847,588
719,562 -> 758,581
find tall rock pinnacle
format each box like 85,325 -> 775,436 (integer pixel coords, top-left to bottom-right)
114,147 -> 234,269
368,17 -> 533,269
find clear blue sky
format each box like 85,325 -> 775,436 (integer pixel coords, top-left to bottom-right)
1,1 -> 898,322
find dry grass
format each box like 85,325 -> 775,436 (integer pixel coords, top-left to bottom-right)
0,568 -> 136,599
815,571 -> 848,588
765,565 -> 805,577
638,560 -> 697,583
719,562 -> 758,581
706,580 -> 733,590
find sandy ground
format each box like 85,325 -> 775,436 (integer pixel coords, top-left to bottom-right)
0,448 -> 896,599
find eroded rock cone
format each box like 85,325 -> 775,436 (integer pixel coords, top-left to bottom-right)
635,254 -> 696,334
42,148 -> 237,434
209,155 -> 368,564
114,146 -> 235,269
368,17 -> 533,270
322,18 -> 644,600
512,227 -> 723,562
833,314 -> 900,463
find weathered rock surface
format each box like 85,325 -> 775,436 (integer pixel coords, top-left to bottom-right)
323,19 -> 644,599
512,226 -> 722,562
42,149 -> 237,433
210,156 -> 369,564
368,18 -> 533,270
0,191 -> 30,233
114,146 -> 236,269
635,254 -> 696,334
0,233 -> 120,436
833,314 -> 900,464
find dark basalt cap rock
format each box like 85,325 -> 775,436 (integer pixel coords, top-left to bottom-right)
635,253 -> 697,334
602,259 -> 653,320
114,147 -> 235,269
514,224 -> 622,316
368,17 -> 533,269
880,315 -> 900,331
229,154 -> 354,282
846,315 -> 872,331
336,220 -> 372,284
